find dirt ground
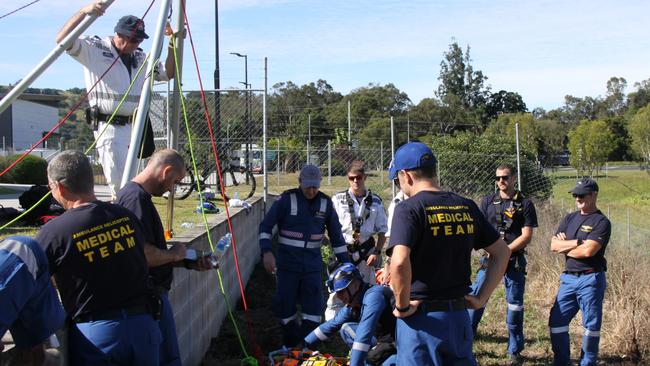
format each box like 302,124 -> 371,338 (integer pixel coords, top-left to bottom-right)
201,262 -> 347,366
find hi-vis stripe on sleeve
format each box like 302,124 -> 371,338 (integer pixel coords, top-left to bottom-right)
290,194 -> 298,216
352,341 -> 371,352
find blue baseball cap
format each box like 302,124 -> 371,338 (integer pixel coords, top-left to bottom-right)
388,142 -> 437,180
299,164 -> 321,188
114,15 -> 149,41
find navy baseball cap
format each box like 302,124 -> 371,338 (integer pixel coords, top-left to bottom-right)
388,142 -> 437,180
299,164 -> 321,188
569,178 -> 599,195
114,15 -> 149,41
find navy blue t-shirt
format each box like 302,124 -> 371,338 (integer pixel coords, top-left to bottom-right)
35,201 -> 150,320
555,210 -> 611,272
387,190 -> 500,300
117,181 -> 173,290
479,192 -> 538,246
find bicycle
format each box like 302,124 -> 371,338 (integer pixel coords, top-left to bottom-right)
172,161 -> 256,201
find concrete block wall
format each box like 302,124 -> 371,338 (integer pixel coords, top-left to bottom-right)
167,196 -> 266,365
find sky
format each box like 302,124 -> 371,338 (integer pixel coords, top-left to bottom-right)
1,0 -> 649,111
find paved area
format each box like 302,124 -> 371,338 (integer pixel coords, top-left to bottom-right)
0,183 -> 112,210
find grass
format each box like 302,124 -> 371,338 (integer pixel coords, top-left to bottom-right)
549,169 -> 650,229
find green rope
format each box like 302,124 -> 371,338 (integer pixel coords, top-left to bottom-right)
169,35 -> 251,359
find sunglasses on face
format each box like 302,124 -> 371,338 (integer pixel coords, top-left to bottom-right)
572,193 -> 587,199
348,175 -> 363,181
495,175 -> 510,181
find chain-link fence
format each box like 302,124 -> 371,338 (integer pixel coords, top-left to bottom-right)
263,142 -> 552,206
150,88 -> 264,192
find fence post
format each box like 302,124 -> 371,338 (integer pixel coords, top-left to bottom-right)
328,140 -> 332,185
380,141 -> 384,186
276,139 -> 280,187
263,57 -> 268,205
515,123 -> 522,191
390,117 -> 395,198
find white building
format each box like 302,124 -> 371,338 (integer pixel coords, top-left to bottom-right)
0,93 -> 65,154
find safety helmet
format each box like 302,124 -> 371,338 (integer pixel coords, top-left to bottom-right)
326,263 -> 361,294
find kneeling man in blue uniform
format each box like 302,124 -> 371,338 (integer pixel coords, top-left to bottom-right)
304,263 -> 396,366
1,236 -> 65,362
259,164 -> 350,347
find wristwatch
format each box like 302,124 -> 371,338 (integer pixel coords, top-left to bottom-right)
576,238 -> 584,245
394,304 -> 410,313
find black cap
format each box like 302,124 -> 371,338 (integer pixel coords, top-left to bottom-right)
114,15 -> 149,41
569,178 -> 599,195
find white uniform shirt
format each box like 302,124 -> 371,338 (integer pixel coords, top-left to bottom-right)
332,189 -> 388,244
68,35 -> 168,116
386,190 -> 407,238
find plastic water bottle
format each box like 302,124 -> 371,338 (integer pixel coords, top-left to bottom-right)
229,192 -> 243,208
214,232 -> 232,263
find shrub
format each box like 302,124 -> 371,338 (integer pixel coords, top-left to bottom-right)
2,154 -> 48,185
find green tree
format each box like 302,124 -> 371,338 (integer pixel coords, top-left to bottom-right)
629,105 -> 650,172
567,119 -> 616,176
484,90 -> 527,122
436,42 -> 490,110
626,78 -> 650,113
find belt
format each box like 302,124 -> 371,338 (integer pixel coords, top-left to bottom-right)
97,112 -> 132,125
73,304 -> 150,323
564,269 -> 601,276
420,297 -> 466,312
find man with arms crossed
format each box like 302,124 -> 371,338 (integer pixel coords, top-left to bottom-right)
549,178 -> 611,366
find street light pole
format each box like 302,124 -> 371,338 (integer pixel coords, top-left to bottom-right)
230,52 -> 250,183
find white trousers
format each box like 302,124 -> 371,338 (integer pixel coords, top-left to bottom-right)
94,122 -> 132,199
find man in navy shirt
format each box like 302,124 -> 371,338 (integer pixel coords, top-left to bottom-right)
549,178 -> 611,366
387,142 -> 510,366
259,164 -> 350,347
468,164 -> 538,364
0,236 -> 65,363
36,150 -> 160,365
117,148 -> 213,366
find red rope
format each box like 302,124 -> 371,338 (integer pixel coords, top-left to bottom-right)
181,0 -> 263,361
0,0 -> 157,178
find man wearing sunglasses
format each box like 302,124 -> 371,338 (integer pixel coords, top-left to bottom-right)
549,178 -> 611,366
56,0 -> 177,200
467,164 -> 538,364
328,161 -> 388,319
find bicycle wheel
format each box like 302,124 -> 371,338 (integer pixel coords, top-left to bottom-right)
170,172 -> 195,200
223,168 -> 256,201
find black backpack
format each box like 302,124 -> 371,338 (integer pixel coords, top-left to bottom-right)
18,185 -> 62,224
